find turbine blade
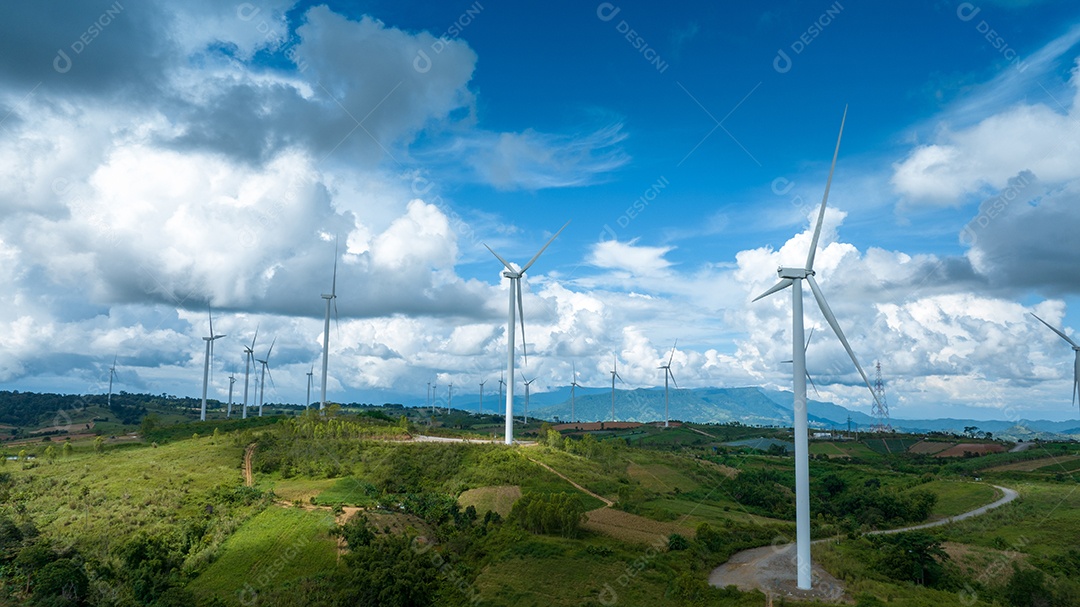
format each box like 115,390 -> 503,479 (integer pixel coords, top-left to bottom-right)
266,366 -> 275,390
806,370 -> 819,397
1031,313 -> 1080,348
753,278 -> 794,302
667,339 -> 678,367
521,220 -> 570,273
332,237 -> 339,296
807,275 -> 878,406
208,305 -> 214,338
266,337 -> 276,361
517,279 -> 528,365
251,325 -> 259,350
805,327 -> 815,352
484,244 -> 516,273
806,105 -> 847,272
669,368 -> 678,390
1074,352 -> 1079,408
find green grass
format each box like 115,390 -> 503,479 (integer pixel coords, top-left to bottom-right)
188,506 -> 340,604
1034,456 -> 1080,473
913,480 -> 1000,519
313,476 -> 378,507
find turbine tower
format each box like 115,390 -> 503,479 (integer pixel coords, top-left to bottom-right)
659,341 -> 678,428
256,338 -> 275,417
570,363 -> 580,423
478,380 -> 486,414
1031,313 -> 1080,411
320,240 -> 339,411
107,355 -> 117,408
242,327 -> 258,420
752,106 -> 880,590
610,354 -> 623,422
227,375 -> 236,418
448,383 -> 453,413
485,221 -> 570,445
200,307 -> 226,422
872,360 -> 891,432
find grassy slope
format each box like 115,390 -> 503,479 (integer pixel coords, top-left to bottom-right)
187,506 -> 339,604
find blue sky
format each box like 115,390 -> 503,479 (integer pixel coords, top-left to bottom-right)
1,0 -> 1080,422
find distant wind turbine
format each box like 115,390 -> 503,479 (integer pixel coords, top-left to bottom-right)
448,383 -> 453,413
320,240 -> 339,411
256,338 -> 276,417
242,327 -> 258,420
227,375 -> 236,418
659,341 -> 678,428
485,221 -> 570,445
781,328 -> 820,396
610,354 -> 623,422
107,355 -> 117,408
478,380 -> 486,414
570,363 -> 580,423
201,307 -> 226,422
1031,313 -> 1080,410
523,376 -> 536,423
752,106 -> 880,590
306,365 -> 314,409
498,372 -> 505,411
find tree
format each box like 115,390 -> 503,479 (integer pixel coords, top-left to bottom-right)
62,441 -> 73,458
139,413 -> 159,437
546,428 -> 562,449
32,557 -> 89,606
1003,565 -> 1052,607
93,437 -> 104,454
43,445 -> 56,462
871,531 -> 949,586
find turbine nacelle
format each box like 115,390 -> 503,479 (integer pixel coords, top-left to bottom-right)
778,267 -> 813,279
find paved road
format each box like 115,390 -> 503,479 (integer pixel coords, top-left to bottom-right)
710,483 -> 1019,599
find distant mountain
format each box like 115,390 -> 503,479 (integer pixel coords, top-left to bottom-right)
523,386 -> 1079,441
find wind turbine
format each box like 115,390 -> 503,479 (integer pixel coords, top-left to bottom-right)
107,355 -> 117,408
306,365 -> 314,409
256,338 -> 276,417
242,327 -> 258,419
523,376 -> 536,424
1031,313 -> 1080,410
478,380 -> 486,414
659,341 -> 678,428
448,383 -> 453,413
752,106 -> 879,590
498,372 -> 505,411
610,354 -> 623,422
227,375 -> 236,418
570,363 -> 580,423
319,240 -> 339,411
485,221 -> 570,445
201,307 -> 226,422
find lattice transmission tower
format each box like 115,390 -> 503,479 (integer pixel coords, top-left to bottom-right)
872,360 -> 891,432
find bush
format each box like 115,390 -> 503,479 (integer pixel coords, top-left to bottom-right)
668,533 -> 689,551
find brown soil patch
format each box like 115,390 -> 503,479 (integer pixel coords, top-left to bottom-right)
935,443 -> 1007,458
582,507 -> 690,546
943,541 -> 1027,578
552,421 -> 643,432
458,485 -> 522,518
908,440 -> 954,455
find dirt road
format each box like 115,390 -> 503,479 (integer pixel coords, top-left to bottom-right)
709,484 -> 1019,601
243,443 -> 256,487
528,458 -> 614,507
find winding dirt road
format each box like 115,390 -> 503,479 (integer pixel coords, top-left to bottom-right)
709,484 -> 1019,602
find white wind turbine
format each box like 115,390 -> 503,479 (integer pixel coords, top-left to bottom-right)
478,380 -> 486,414
570,363 -> 580,423
485,221 -> 570,445
256,338 -> 276,417
523,376 -> 536,423
306,365 -> 314,409
242,327 -> 258,420
610,354 -> 623,422
498,372 -> 505,411
201,307 -> 226,422
319,240 -> 339,411
448,383 -> 453,412
752,106 -> 880,590
227,375 -> 236,418
107,355 -> 117,408
1031,313 -> 1080,410
659,341 -> 678,428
